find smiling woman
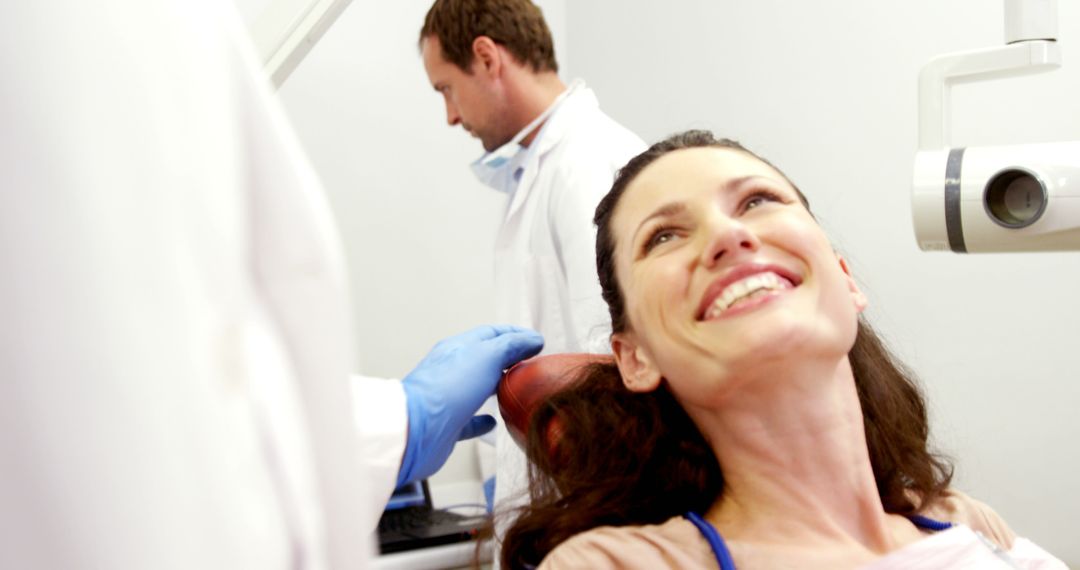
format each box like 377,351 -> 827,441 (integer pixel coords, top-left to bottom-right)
500,131 -> 1067,570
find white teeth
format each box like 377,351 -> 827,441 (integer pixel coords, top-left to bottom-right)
704,272 -> 789,319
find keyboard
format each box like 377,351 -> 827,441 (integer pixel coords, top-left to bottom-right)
378,507 -> 473,534
377,507 -> 489,554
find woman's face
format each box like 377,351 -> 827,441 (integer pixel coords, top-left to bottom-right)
608,147 -> 867,407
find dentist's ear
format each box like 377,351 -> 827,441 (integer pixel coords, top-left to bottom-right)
471,36 -> 502,77
837,255 -> 868,313
611,333 -> 663,393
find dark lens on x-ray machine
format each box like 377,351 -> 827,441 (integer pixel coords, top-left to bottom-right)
984,168 -> 1047,228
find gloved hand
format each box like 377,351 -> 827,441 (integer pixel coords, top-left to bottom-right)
397,325 -> 543,486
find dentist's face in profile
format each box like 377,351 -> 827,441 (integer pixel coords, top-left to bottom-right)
421,36 -> 511,151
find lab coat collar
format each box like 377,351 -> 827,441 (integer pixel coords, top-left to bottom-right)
503,79 -> 598,221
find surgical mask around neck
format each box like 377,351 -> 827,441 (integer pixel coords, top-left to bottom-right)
470,81 -> 582,192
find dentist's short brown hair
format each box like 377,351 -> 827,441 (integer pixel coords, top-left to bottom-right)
419,0 -> 558,74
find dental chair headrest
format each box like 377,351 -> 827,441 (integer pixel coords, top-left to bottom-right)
497,353 -> 613,453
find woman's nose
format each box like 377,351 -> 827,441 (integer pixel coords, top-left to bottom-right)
699,214 -> 760,269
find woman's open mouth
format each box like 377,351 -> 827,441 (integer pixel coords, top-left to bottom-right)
697,266 -> 801,321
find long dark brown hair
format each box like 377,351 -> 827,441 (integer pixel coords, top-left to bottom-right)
500,130 -> 953,569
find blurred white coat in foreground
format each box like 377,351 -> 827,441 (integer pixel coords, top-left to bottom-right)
0,2 -> 403,568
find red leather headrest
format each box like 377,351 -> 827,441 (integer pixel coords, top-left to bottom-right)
497,353 -> 613,452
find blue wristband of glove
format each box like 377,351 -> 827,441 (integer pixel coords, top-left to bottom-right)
396,382 -> 427,487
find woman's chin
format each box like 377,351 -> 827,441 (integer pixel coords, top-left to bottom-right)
706,320 -> 850,369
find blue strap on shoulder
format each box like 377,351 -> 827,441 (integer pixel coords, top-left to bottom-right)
906,513 -> 954,532
684,511 -> 955,570
684,512 -> 737,570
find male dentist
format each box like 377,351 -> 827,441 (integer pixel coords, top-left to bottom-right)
418,0 -> 645,546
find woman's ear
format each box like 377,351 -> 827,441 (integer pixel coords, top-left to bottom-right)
471,35 -> 502,77
837,255 -> 868,313
611,333 -> 663,393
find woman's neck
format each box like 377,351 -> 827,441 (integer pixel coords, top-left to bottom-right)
692,356 -> 900,553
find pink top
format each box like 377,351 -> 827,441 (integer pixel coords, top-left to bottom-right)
538,490 -> 1067,569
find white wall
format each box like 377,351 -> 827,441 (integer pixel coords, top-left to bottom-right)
263,0 -> 567,486
564,0 -> 1080,563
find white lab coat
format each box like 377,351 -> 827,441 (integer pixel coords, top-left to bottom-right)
486,83 -> 645,554
0,2 -> 401,569
492,84 -> 645,356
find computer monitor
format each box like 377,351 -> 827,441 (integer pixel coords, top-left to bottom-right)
384,480 -> 428,511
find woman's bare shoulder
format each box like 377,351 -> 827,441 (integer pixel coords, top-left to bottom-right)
920,488 -> 1017,548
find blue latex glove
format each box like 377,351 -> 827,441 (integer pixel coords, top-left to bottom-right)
397,325 -> 543,487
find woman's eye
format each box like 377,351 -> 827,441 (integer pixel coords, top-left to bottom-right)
742,190 -> 783,212
643,227 -> 677,254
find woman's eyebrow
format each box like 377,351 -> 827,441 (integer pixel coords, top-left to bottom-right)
632,202 -> 687,244
628,175 -> 783,245
726,175 -> 774,191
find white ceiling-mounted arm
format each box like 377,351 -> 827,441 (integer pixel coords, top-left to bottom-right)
918,0 -> 1061,150
1006,0 -> 1058,43
250,0 -> 354,90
